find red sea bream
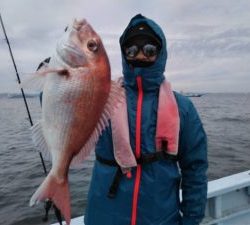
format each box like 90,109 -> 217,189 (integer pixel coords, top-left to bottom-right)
27,19 -> 122,224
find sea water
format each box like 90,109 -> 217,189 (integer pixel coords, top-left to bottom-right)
0,93 -> 249,225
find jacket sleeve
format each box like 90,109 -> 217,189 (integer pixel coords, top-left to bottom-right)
178,100 -> 208,225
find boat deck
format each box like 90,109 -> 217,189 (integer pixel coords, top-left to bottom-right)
52,170 -> 250,225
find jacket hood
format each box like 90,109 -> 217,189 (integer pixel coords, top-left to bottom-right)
119,14 -> 167,90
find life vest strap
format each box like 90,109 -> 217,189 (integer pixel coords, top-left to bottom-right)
107,168 -> 123,198
96,149 -> 178,198
96,154 -> 119,167
137,150 -> 178,164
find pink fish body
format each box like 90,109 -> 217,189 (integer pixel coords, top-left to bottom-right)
28,19 -> 121,224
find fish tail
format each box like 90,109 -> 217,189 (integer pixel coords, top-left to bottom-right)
29,172 -> 71,225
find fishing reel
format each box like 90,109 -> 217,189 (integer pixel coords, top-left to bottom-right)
42,199 -> 62,225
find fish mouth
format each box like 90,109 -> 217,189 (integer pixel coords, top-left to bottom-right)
57,44 -> 86,67
62,44 -> 84,57
73,19 -> 88,31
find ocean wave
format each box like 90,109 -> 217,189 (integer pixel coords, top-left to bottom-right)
213,116 -> 250,123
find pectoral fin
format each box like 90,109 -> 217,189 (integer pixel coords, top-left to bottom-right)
21,66 -> 67,91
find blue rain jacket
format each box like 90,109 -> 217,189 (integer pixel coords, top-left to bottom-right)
84,14 -> 208,225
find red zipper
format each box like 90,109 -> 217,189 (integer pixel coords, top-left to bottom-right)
131,76 -> 143,225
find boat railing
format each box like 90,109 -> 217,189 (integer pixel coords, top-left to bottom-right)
202,170 -> 250,225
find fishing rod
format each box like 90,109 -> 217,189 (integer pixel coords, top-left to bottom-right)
0,13 -> 62,225
0,13 -> 47,173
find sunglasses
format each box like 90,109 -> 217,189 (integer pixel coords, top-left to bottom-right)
124,43 -> 159,58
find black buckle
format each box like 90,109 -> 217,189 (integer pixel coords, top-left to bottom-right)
137,153 -> 154,164
137,151 -> 176,165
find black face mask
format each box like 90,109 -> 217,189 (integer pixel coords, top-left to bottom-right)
127,60 -> 155,68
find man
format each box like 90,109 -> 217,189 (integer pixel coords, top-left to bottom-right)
84,14 -> 208,225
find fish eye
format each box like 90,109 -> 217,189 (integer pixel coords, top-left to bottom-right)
87,40 -> 98,52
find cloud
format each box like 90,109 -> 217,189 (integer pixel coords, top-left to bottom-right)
168,26 -> 250,58
1,0 -> 250,92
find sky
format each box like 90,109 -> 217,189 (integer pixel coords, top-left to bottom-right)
0,0 -> 250,93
